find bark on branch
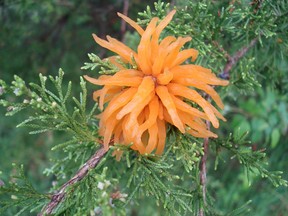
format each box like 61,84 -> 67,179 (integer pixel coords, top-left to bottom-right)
39,146 -> 109,216
221,37 -> 259,79
121,0 -> 130,41
199,103 -> 211,216
199,36 -> 259,215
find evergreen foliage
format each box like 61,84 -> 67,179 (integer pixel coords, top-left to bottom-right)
0,164 -> 47,215
0,0 -> 287,215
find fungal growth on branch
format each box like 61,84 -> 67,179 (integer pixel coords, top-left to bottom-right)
84,10 -> 229,158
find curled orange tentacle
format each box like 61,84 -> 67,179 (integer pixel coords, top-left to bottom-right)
85,9 -> 228,157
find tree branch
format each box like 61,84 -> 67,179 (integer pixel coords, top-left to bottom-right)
199,116 -> 211,216
121,0 -> 130,41
198,33 -> 260,215
39,146 -> 109,216
221,37 -> 259,79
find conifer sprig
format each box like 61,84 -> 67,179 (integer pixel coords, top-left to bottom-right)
0,69 -> 98,145
0,165 -> 47,215
214,132 -> 288,187
81,53 -> 122,74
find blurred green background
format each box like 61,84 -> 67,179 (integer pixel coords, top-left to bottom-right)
0,0 -> 288,215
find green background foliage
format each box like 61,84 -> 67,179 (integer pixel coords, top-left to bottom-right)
0,0 -> 288,215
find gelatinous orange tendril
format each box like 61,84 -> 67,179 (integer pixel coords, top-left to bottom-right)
84,10 -> 229,159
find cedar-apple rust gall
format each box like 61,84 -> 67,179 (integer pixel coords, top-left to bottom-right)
84,10 -> 229,159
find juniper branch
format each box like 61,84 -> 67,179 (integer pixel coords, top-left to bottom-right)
220,0 -> 263,80
199,119 -> 211,216
121,0 -> 130,41
222,37 -> 259,79
39,146 -> 109,216
198,33 -> 259,213
199,94 -> 212,216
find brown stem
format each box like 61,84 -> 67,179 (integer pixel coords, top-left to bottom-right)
121,0 -> 130,41
39,146 -> 109,216
222,37 -> 259,79
198,33 -> 259,215
199,119 -> 211,216
198,35 -> 259,215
